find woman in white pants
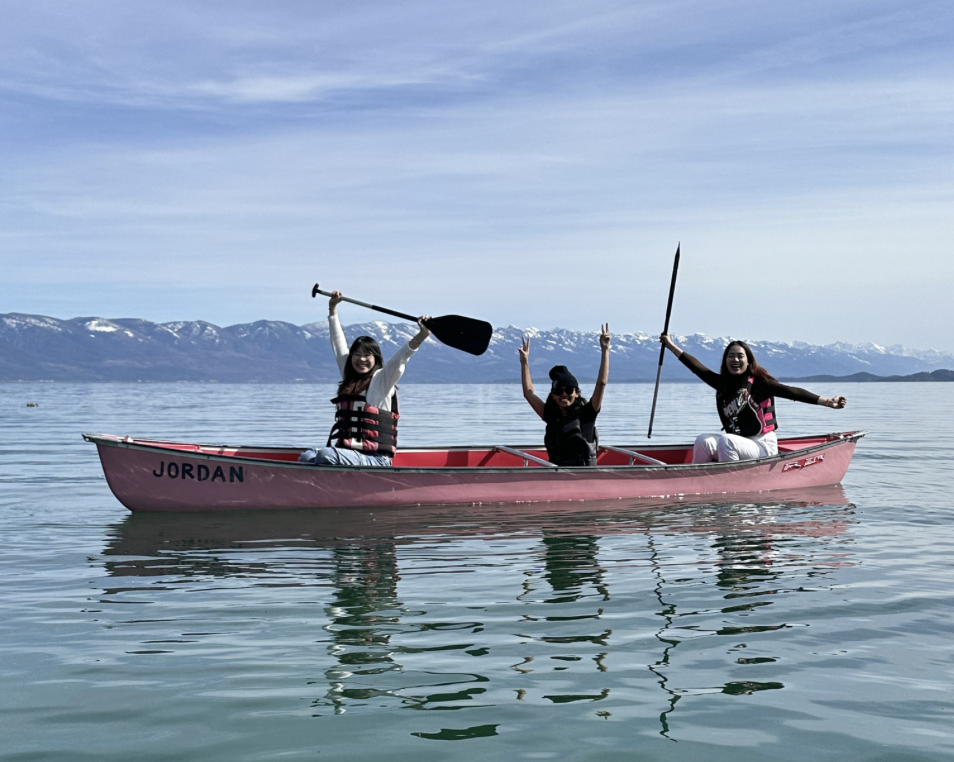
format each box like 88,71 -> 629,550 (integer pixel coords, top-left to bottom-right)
659,335 -> 847,464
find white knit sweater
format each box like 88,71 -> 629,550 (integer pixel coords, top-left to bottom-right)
329,314 -> 418,411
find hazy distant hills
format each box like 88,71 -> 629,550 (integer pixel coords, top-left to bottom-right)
2,312 -> 953,383
790,370 -> 954,383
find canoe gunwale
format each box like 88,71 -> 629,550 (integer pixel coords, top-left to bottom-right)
83,430 -> 867,475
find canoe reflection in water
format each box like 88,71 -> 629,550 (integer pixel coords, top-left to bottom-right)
101,486 -> 855,736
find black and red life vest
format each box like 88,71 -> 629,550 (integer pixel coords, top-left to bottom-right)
716,376 -> 777,437
327,392 -> 399,458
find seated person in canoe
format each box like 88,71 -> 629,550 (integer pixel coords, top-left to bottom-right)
299,290 -> 430,467
518,325 -> 611,466
660,334 -> 847,463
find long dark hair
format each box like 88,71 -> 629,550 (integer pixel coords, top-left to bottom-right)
338,335 -> 384,396
719,340 -> 776,386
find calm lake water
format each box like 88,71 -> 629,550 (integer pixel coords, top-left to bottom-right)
2,382 -> 953,761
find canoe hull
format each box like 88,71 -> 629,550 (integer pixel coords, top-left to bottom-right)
87,432 -> 864,512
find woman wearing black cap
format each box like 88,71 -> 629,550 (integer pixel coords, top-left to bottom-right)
518,325 -> 611,466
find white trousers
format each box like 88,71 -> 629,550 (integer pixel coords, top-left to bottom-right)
693,431 -> 778,464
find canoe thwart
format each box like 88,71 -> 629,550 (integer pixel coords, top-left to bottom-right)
493,445 -> 557,468
599,445 -> 666,466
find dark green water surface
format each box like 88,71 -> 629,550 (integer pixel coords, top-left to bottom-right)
2,383 -> 952,761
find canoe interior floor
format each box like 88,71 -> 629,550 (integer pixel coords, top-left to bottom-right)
115,434 -> 843,469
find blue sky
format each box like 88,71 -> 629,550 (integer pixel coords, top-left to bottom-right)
2,1 -> 952,349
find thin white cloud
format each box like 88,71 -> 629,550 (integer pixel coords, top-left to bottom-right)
1,1 -> 944,109
187,72 -> 420,104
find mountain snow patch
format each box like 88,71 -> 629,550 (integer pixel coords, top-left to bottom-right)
84,320 -> 119,333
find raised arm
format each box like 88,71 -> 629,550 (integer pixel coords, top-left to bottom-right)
518,337 -> 546,419
373,316 -> 431,398
661,333 -> 721,389
590,324 -> 611,412
409,316 -> 431,350
328,290 -> 350,376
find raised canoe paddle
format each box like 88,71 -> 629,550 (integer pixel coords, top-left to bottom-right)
312,284 -> 494,356
647,244 -> 681,438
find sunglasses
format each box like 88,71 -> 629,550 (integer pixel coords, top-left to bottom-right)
551,385 -> 577,396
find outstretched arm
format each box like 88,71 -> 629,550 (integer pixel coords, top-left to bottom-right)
518,337 -> 546,419
767,379 -> 847,409
590,324 -> 611,412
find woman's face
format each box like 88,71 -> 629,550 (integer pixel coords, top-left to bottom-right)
551,385 -> 579,408
351,350 -> 377,375
725,345 -> 750,376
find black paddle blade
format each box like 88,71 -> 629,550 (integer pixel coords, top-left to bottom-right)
424,315 -> 494,356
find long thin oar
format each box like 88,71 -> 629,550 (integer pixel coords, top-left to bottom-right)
647,244 -> 681,438
312,284 -> 494,356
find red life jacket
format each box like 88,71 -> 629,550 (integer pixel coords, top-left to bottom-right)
716,376 -> 777,437
327,392 -> 399,457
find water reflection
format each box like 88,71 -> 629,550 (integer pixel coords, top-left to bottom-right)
522,534 -> 612,703
100,487 -> 856,738
541,535 -> 609,606
647,532 -> 681,738
321,541 -> 402,714
638,494 -> 856,736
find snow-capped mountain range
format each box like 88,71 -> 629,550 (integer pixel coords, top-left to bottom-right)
1,312 -> 952,383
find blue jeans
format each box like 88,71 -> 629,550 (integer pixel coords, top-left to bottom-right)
298,447 -> 392,467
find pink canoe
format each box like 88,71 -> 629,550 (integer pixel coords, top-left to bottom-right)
84,431 -> 866,512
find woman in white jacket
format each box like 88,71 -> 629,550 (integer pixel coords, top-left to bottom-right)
299,290 -> 430,466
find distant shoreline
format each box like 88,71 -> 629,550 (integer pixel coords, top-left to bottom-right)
505,370 -> 954,383
779,369 -> 954,383
4,369 -> 953,385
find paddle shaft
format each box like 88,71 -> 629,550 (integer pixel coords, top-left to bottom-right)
647,244 -> 680,438
312,283 -> 495,356
312,284 -> 420,323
